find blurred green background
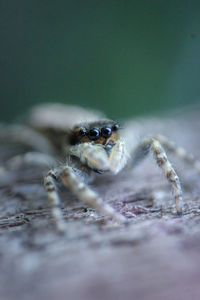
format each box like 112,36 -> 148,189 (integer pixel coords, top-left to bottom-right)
1,1 -> 200,122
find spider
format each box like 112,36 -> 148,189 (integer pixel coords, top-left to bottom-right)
1,103 -> 200,232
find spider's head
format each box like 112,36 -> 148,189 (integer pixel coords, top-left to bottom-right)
69,120 -> 120,148
68,121 -> 128,174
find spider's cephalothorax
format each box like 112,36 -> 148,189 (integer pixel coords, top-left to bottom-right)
68,120 -> 120,146
67,121 -> 129,174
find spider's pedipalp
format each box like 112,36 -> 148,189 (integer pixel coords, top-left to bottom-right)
109,138 -> 130,174
69,143 -> 110,172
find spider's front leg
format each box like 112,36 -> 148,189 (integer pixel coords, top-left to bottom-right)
60,166 -> 127,224
44,169 -> 67,233
155,134 -> 200,174
131,137 -> 183,215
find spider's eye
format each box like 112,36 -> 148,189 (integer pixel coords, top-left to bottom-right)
78,129 -> 86,136
101,127 -> 112,138
112,124 -> 119,131
88,128 -> 100,140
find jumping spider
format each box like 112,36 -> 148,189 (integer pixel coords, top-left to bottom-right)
1,103 -> 200,232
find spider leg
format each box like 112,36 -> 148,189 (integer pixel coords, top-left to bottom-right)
44,170 -> 67,233
4,151 -> 57,170
155,134 -> 200,174
60,165 -> 127,224
131,137 -> 183,215
0,124 -> 54,154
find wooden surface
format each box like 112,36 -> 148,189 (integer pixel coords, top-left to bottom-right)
0,108 -> 200,300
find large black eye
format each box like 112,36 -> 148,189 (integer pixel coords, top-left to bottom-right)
78,128 -> 86,136
88,128 -> 100,140
101,127 -> 112,138
112,123 -> 119,131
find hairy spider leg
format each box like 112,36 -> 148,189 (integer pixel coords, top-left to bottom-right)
5,152 -> 56,170
0,125 -> 54,154
156,134 -> 200,174
131,137 -> 183,215
61,166 -> 127,224
44,170 -> 67,233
